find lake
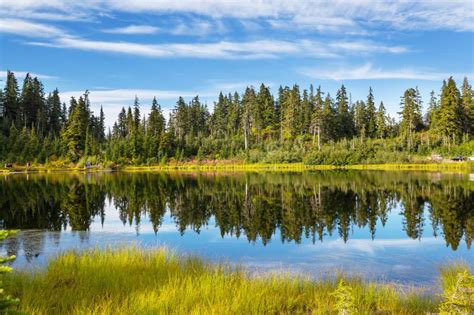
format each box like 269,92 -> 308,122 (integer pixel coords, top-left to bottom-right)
0,170 -> 472,288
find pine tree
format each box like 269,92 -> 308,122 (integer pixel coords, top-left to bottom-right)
131,96 -> 143,158
116,107 -> 127,138
335,85 -> 353,139
242,87 -> 256,150
3,71 -> 20,128
366,87 -> 377,138
281,85 -> 300,140
20,75 -> 46,133
322,93 -> 335,142
438,77 -> 463,143
310,86 -> 324,149
461,77 -> 473,135
400,88 -> 423,149
354,100 -> 367,140
228,92 -> 241,136
98,106 -> 106,142
426,90 -> 439,131
212,92 -> 229,137
62,95 -> 89,161
174,96 -> 188,141
256,83 -> 275,142
147,97 -> 166,157
47,89 -> 62,137
300,88 -> 313,136
376,102 -> 387,139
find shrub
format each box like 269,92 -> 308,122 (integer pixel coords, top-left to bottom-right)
439,265 -> 474,314
332,279 -> 356,314
0,230 -> 19,312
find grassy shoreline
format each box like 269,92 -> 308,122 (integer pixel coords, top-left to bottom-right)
1,161 -> 472,174
6,247 -> 472,314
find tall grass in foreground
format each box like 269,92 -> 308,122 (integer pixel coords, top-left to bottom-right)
4,247 -> 472,314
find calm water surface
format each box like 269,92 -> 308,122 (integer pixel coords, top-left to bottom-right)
0,171 -> 472,287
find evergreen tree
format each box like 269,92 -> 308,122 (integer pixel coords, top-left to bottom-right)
256,83 -> 275,142
461,77 -> 473,135
399,88 -> 423,149
212,92 -> 229,137
174,96 -> 188,141
366,87 -> 377,138
281,85 -> 300,140
353,100 -> 367,140
3,71 -> 20,128
310,86 -> 324,149
242,87 -> 256,150
147,97 -> 166,157
131,96 -> 143,158
98,106 -> 106,142
335,85 -> 353,139
0,89 -> 4,132
62,95 -> 89,161
376,102 -> 387,139
426,90 -> 439,131
438,77 -> 463,143
47,89 -> 62,137
228,92 -> 241,136
321,93 -> 335,142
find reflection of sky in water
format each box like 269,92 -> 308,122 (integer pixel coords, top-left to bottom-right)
1,200 -> 472,288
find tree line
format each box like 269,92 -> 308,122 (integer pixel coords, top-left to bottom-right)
0,70 -> 472,165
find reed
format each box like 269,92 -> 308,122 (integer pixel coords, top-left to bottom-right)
5,247 -> 468,314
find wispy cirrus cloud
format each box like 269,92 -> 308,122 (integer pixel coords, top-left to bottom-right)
299,63 -> 464,81
93,1 -> 474,32
103,24 -> 160,35
0,18 -> 64,37
23,33 -> 407,60
0,69 -> 58,80
1,1 -> 471,32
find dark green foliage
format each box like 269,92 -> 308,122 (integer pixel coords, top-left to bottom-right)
366,87 -> 377,138
335,85 -> 354,139
461,77 -> 474,136
438,77 -> 464,144
0,71 -> 472,165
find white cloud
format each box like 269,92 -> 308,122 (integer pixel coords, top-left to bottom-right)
0,69 -> 57,80
301,237 -> 442,256
25,35 -> 407,60
60,89 -> 211,104
1,1 -> 471,32
328,41 -> 408,54
0,18 -> 63,37
103,25 -> 160,35
300,63 -> 461,81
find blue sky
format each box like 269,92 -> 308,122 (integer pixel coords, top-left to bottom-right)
0,0 -> 473,127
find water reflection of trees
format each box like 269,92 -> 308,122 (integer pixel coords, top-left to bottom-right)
0,171 -> 472,250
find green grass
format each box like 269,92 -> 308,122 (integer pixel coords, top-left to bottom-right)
6,247 -> 471,314
1,161 -> 472,174
122,161 -> 472,173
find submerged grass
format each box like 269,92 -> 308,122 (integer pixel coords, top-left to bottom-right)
5,247 -> 471,314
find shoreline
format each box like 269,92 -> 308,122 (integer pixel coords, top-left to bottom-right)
1,161 -> 472,174
6,247 -> 471,314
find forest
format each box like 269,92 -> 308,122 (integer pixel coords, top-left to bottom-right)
0,70 -> 473,166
